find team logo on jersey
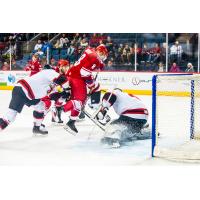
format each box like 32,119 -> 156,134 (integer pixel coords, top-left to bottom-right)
8,74 -> 16,84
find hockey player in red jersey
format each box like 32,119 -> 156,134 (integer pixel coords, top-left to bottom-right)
0,65 -> 67,134
50,59 -> 71,124
24,54 -> 42,76
63,44 -> 108,135
95,88 -> 150,148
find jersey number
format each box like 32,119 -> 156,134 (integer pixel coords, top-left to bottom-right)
74,53 -> 86,66
74,49 -> 93,66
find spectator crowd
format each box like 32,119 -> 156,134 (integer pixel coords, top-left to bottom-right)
0,33 -> 197,72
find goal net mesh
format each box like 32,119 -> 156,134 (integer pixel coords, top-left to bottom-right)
152,74 -> 200,162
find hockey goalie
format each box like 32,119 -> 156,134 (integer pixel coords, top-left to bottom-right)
95,88 -> 151,148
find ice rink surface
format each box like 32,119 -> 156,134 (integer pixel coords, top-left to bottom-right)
0,90 -> 196,166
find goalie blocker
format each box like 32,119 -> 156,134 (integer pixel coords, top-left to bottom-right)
96,88 -> 151,148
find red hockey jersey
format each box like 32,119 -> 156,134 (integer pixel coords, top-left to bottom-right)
25,60 -> 42,76
66,47 -> 105,81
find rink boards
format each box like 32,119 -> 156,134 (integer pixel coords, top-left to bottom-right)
0,71 -> 195,96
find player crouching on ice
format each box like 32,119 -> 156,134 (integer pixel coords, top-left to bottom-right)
95,88 -> 151,148
0,65 -> 68,134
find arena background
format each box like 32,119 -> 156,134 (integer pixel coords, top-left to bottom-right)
0,1 -> 199,200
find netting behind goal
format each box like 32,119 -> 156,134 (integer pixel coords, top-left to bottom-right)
152,74 -> 200,162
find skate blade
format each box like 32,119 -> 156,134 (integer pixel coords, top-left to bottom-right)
51,122 -> 64,126
32,133 -> 48,137
76,118 -> 85,122
63,126 -> 77,136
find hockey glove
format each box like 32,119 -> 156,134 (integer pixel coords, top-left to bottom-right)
61,90 -> 71,101
86,80 -> 100,95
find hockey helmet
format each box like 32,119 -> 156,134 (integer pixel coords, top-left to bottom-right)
57,59 -> 70,74
96,44 -> 108,61
58,59 -> 69,67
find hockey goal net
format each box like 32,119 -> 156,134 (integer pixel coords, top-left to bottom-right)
152,74 -> 200,162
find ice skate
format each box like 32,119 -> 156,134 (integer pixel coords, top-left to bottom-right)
77,111 -> 85,121
57,119 -> 64,124
0,118 -> 8,131
64,119 -> 78,135
33,124 -> 48,135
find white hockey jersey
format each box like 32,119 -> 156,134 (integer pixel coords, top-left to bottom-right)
112,90 -> 148,120
17,69 -> 60,99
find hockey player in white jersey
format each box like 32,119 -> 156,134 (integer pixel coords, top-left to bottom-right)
95,88 -> 150,148
0,65 -> 67,134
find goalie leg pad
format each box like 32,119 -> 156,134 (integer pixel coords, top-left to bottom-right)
91,91 -> 101,104
135,128 -> 152,140
103,117 -> 144,145
101,137 -> 121,148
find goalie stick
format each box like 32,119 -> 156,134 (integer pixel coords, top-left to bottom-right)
83,89 -> 116,132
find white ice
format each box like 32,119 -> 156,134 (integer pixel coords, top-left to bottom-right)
0,90 -> 196,165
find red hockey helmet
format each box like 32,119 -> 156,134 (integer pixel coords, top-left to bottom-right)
58,59 -> 69,67
57,59 -> 70,74
96,44 -> 108,61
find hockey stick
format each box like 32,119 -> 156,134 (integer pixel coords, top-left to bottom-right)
83,81 -> 118,131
